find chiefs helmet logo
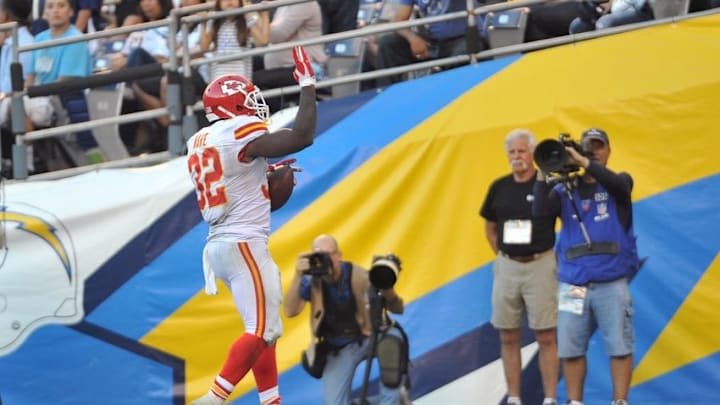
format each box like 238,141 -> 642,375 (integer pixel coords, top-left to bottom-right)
221,80 -> 246,96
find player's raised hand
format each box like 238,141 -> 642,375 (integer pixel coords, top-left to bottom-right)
292,46 -> 316,88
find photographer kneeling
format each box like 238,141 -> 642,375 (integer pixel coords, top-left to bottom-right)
284,234 -> 409,405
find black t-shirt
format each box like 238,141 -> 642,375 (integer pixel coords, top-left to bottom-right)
480,174 -> 556,256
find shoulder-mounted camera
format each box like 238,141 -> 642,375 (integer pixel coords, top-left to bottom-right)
369,253 -> 402,290
534,133 -> 593,178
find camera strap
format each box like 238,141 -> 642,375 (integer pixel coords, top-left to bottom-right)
302,274 -> 331,379
309,277 -> 325,338
565,241 -> 619,260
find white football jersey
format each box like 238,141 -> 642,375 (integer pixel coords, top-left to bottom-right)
186,115 -> 271,242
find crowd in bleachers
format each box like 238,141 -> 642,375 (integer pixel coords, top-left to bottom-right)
1,0 -> 719,178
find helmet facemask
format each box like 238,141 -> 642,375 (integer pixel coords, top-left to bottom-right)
245,87 -> 270,123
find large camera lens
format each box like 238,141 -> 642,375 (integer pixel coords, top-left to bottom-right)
534,139 -> 569,173
369,257 -> 400,289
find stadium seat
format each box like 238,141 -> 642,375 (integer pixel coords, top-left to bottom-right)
325,37 -> 367,98
649,0 -> 690,18
485,8 -> 530,49
86,83 -> 130,161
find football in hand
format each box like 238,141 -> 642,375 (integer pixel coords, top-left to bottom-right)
267,164 -> 295,211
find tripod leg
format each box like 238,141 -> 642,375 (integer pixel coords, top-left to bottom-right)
358,334 -> 377,405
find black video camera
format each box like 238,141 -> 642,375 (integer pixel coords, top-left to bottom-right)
534,133 -> 593,176
303,252 -> 332,277
369,254 -> 402,290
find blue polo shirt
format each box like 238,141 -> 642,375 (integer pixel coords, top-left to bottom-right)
30,25 -> 92,85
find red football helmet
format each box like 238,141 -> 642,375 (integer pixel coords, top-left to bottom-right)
203,74 -> 270,122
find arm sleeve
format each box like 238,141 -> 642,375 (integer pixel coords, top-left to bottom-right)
479,180 -> 497,221
585,161 -> 633,203
532,180 -> 560,217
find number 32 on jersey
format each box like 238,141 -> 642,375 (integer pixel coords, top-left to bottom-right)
188,140 -> 228,210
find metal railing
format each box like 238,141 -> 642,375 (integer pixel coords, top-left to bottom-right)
7,0 -> 312,179
6,0 -> 719,180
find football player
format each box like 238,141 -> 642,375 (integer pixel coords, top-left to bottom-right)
186,46 -> 316,405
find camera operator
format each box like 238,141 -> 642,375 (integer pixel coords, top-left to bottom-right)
283,234 -> 408,405
532,128 -> 638,405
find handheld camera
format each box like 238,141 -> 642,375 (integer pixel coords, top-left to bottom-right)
534,133 -> 593,178
303,252 -> 332,277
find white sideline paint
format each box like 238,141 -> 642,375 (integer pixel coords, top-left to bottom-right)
414,343 -> 539,404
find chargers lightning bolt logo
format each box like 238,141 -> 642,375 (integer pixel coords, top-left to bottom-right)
4,211 -> 71,280
0,203 -> 82,356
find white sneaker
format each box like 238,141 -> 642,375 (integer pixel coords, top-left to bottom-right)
190,393 -> 224,405
611,401 -> 628,405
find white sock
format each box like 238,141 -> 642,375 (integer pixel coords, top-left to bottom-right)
542,398 -> 556,405
569,401 -> 584,405
507,396 -> 522,405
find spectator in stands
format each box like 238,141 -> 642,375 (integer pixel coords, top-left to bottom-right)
569,0 -> 654,34
74,0 -> 106,33
0,0 -> 34,172
109,0 -> 178,153
200,0 -> 270,81
523,0 -> 583,42
27,0 -> 92,92
253,0 -> 327,112
0,0 -> 34,125
127,0 -> 210,139
31,0 -> 107,35
27,0 -> 94,168
179,0 -> 208,59
114,0 -> 140,26
121,0 -> 174,27
317,0 -> 359,34
358,0 -> 401,90
374,0 -> 487,87
111,0 -> 173,70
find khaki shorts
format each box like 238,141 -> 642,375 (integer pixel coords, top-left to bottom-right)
491,249 -> 558,330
